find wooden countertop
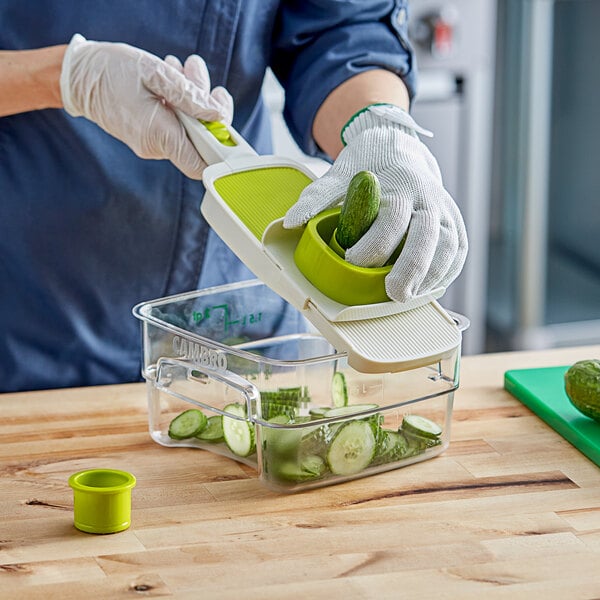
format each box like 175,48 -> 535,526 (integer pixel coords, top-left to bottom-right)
1,346 -> 599,599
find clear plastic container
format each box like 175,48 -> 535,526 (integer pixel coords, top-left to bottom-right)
133,279 -> 467,493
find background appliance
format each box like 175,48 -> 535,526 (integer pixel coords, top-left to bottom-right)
487,0 -> 600,351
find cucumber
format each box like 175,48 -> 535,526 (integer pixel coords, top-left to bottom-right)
325,404 -> 379,419
262,415 -> 302,458
262,417 -> 326,482
388,430 -> 411,460
260,387 -> 310,420
331,371 -> 348,407
196,415 -> 224,443
168,409 -> 208,440
373,429 -> 401,464
298,422 -> 340,457
402,432 -> 433,456
401,415 -> 443,440
276,455 -> 327,483
300,454 -> 327,477
327,420 -> 376,476
564,359 -> 600,422
373,430 -> 413,465
309,406 -> 330,419
335,170 -> 381,249
222,403 -> 255,457
400,415 -> 443,454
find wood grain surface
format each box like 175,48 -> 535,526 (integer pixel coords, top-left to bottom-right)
1,346 -> 599,599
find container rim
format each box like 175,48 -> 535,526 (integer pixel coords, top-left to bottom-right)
68,469 -> 136,494
132,279 -> 345,367
132,278 -> 467,369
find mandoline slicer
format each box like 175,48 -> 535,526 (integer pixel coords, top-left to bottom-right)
178,112 -> 464,374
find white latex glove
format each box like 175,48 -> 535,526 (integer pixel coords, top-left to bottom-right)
284,104 -> 468,303
60,34 -> 233,179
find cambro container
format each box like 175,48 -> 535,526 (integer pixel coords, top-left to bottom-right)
133,279 -> 468,493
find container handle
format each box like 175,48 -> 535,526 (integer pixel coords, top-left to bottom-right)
155,357 -> 260,416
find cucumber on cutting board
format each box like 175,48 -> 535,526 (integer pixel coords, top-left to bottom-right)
335,170 -> 381,249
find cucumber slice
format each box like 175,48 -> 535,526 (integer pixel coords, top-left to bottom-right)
389,431 -> 410,459
325,404 -> 379,419
263,415 -> 302,459
301,454 -> 327,476
222,403 -> 255,457
168,409 -> 207,440
277,386 -> 310,399
276,455 -> 327,482
327,420 -> 376,476
403,433 -> 429,456
267,415 -> 291,425
309,406 -> 330,419
373,429 -> 397,464
373,430 -> 412,465
196,415 -> 224,443
331,372 -> 348,407
402,415 -> 443,440
298,422 -> 340,457
400,429 -> 441,456
260,387 -> 310,420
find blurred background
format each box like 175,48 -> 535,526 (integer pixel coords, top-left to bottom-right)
262,0 -> 600,356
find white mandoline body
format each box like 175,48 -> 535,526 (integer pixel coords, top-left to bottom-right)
177,111 -> 464,373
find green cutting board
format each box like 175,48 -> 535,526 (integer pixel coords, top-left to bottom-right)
504,366 -> 600,467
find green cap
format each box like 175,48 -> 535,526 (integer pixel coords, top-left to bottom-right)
68,469 -> 136,534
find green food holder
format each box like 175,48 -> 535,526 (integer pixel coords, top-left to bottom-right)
68,469 -> 136,534
293,207 -> 393,306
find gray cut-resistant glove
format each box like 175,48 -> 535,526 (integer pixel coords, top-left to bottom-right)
283,104 -> 468,303
60,34 -> 233,179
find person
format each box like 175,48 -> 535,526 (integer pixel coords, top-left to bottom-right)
0,1 -> 467,393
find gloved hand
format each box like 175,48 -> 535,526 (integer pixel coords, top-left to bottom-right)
283,104 -> 468,303
60,34 -> 233,179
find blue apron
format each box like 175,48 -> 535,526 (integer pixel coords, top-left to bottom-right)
0,0 -> 414,391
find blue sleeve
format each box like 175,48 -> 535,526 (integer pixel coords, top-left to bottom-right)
271,0 -> 415,158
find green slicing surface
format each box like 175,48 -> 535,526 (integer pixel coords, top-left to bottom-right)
504,366 -> 600,467
213,167 -> 312,240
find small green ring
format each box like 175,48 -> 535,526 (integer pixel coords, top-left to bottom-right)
294,207 -> 392,306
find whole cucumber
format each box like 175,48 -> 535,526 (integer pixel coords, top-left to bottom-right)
564,359 -> 600,422
335,170 -> 381,250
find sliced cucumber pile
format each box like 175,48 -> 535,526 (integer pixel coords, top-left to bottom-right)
259,386 -> 310,420
261,404 -> 444,485
165,379 -> 445,487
